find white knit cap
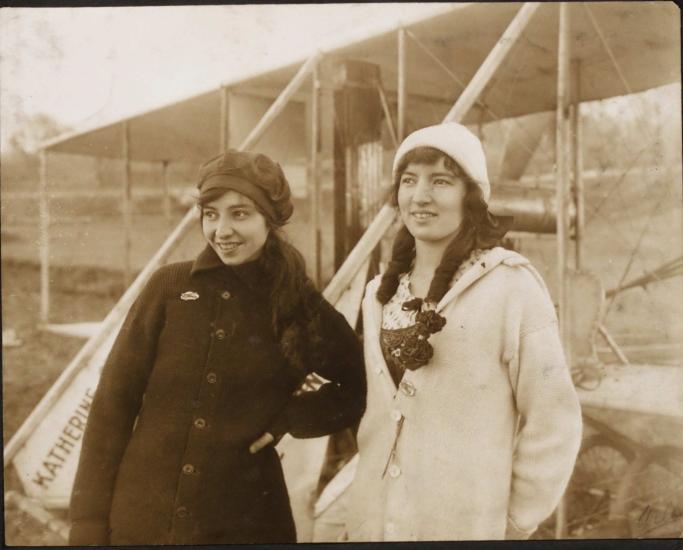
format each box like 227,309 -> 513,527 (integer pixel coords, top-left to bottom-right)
392,122 -> 491,202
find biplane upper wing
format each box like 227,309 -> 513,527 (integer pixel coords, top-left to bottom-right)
40,2 -> 680,162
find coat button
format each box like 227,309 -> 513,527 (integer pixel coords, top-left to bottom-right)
176,506 -> 188,518
215,329 -> 226,340
385,522 -> 395,534
221,291 -> 231,300
374,367 -> 383,375
388,464 -> 401,478
390,409 -> 402,422
206,372 -> 217,384
194,418 -> 207,429
399,380 -> 416,396
182,464 -> 195,475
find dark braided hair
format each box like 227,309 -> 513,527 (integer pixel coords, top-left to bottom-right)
377,146 -> 511,305
259,231 -> 325,379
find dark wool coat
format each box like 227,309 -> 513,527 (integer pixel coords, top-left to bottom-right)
69,245 -> 366,545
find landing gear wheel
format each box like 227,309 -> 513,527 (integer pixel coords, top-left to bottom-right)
614,445 -> 683,538
532,433 -> 634,539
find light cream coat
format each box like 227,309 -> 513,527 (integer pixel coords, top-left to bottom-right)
346,247 -> 582,541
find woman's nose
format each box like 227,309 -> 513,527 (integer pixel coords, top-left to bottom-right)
216,217 -> 235,237
412,179 -> 432,204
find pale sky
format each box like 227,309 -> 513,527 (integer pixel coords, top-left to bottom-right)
0,4 -> 448,150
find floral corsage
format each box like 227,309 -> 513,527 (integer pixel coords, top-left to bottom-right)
392,298 -> 447,371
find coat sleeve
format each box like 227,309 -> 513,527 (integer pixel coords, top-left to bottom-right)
270,297 -> 367,440
505,268 -> 583,536
68,269 -> 168,545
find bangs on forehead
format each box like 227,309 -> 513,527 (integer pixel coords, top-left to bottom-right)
198,187 -> 257,208
398,146 -> 465,177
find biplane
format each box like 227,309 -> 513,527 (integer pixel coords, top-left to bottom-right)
4,2 -> 682,541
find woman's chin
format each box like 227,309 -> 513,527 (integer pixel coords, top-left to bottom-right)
410,228 -> 458,246
219,247 -> 265,266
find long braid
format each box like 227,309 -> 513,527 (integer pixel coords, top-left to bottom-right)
261,231 -> 322,380
426,224 -> 476,304
376,225 -> 416,305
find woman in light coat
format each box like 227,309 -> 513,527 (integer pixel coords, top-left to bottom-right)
345,123 -> 582,541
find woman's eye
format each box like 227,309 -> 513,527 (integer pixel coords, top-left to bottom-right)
233,210 -> 250,220
204,211 -> 218,221
400,176 -> 416,186
434,178 -> 453,186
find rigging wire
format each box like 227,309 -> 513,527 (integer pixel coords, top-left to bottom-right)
582,3 -> 632,95
584,135 -> 648,226
602,179 -> 672,319
405,28 -> 538,158
605,256 -> 683,298
586,198 -> 668,286
576,3 -> 679,303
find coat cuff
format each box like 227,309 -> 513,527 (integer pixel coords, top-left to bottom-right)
69,519 -> 110,546
505,516 -> 535,540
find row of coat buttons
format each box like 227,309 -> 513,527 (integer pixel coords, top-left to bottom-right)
177,413 -> 209,514
214,291 -> 231,340
176,278 -> 230,524
176,289 -> 228,518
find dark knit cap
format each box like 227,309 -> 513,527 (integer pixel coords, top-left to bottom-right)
197,149 -> 294,226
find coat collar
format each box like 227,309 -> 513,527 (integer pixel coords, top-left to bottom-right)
190,244 -> 226,275
434,246 -> 526,313
190,244 -> 271,294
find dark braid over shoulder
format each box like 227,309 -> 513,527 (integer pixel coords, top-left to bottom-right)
260,231 -> 325,379
376,226 -> 415,304
426,224 -> 476,303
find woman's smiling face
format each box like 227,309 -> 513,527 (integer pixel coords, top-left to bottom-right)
201,190 -> 269,265
397,156 -> 467,246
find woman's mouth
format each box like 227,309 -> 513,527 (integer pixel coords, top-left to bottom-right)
216,241 -> 242,253
411,211 -> 437,220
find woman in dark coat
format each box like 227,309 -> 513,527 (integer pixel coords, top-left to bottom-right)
68,149 -> 366,545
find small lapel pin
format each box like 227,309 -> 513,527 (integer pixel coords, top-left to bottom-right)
180,291 -> 200,301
